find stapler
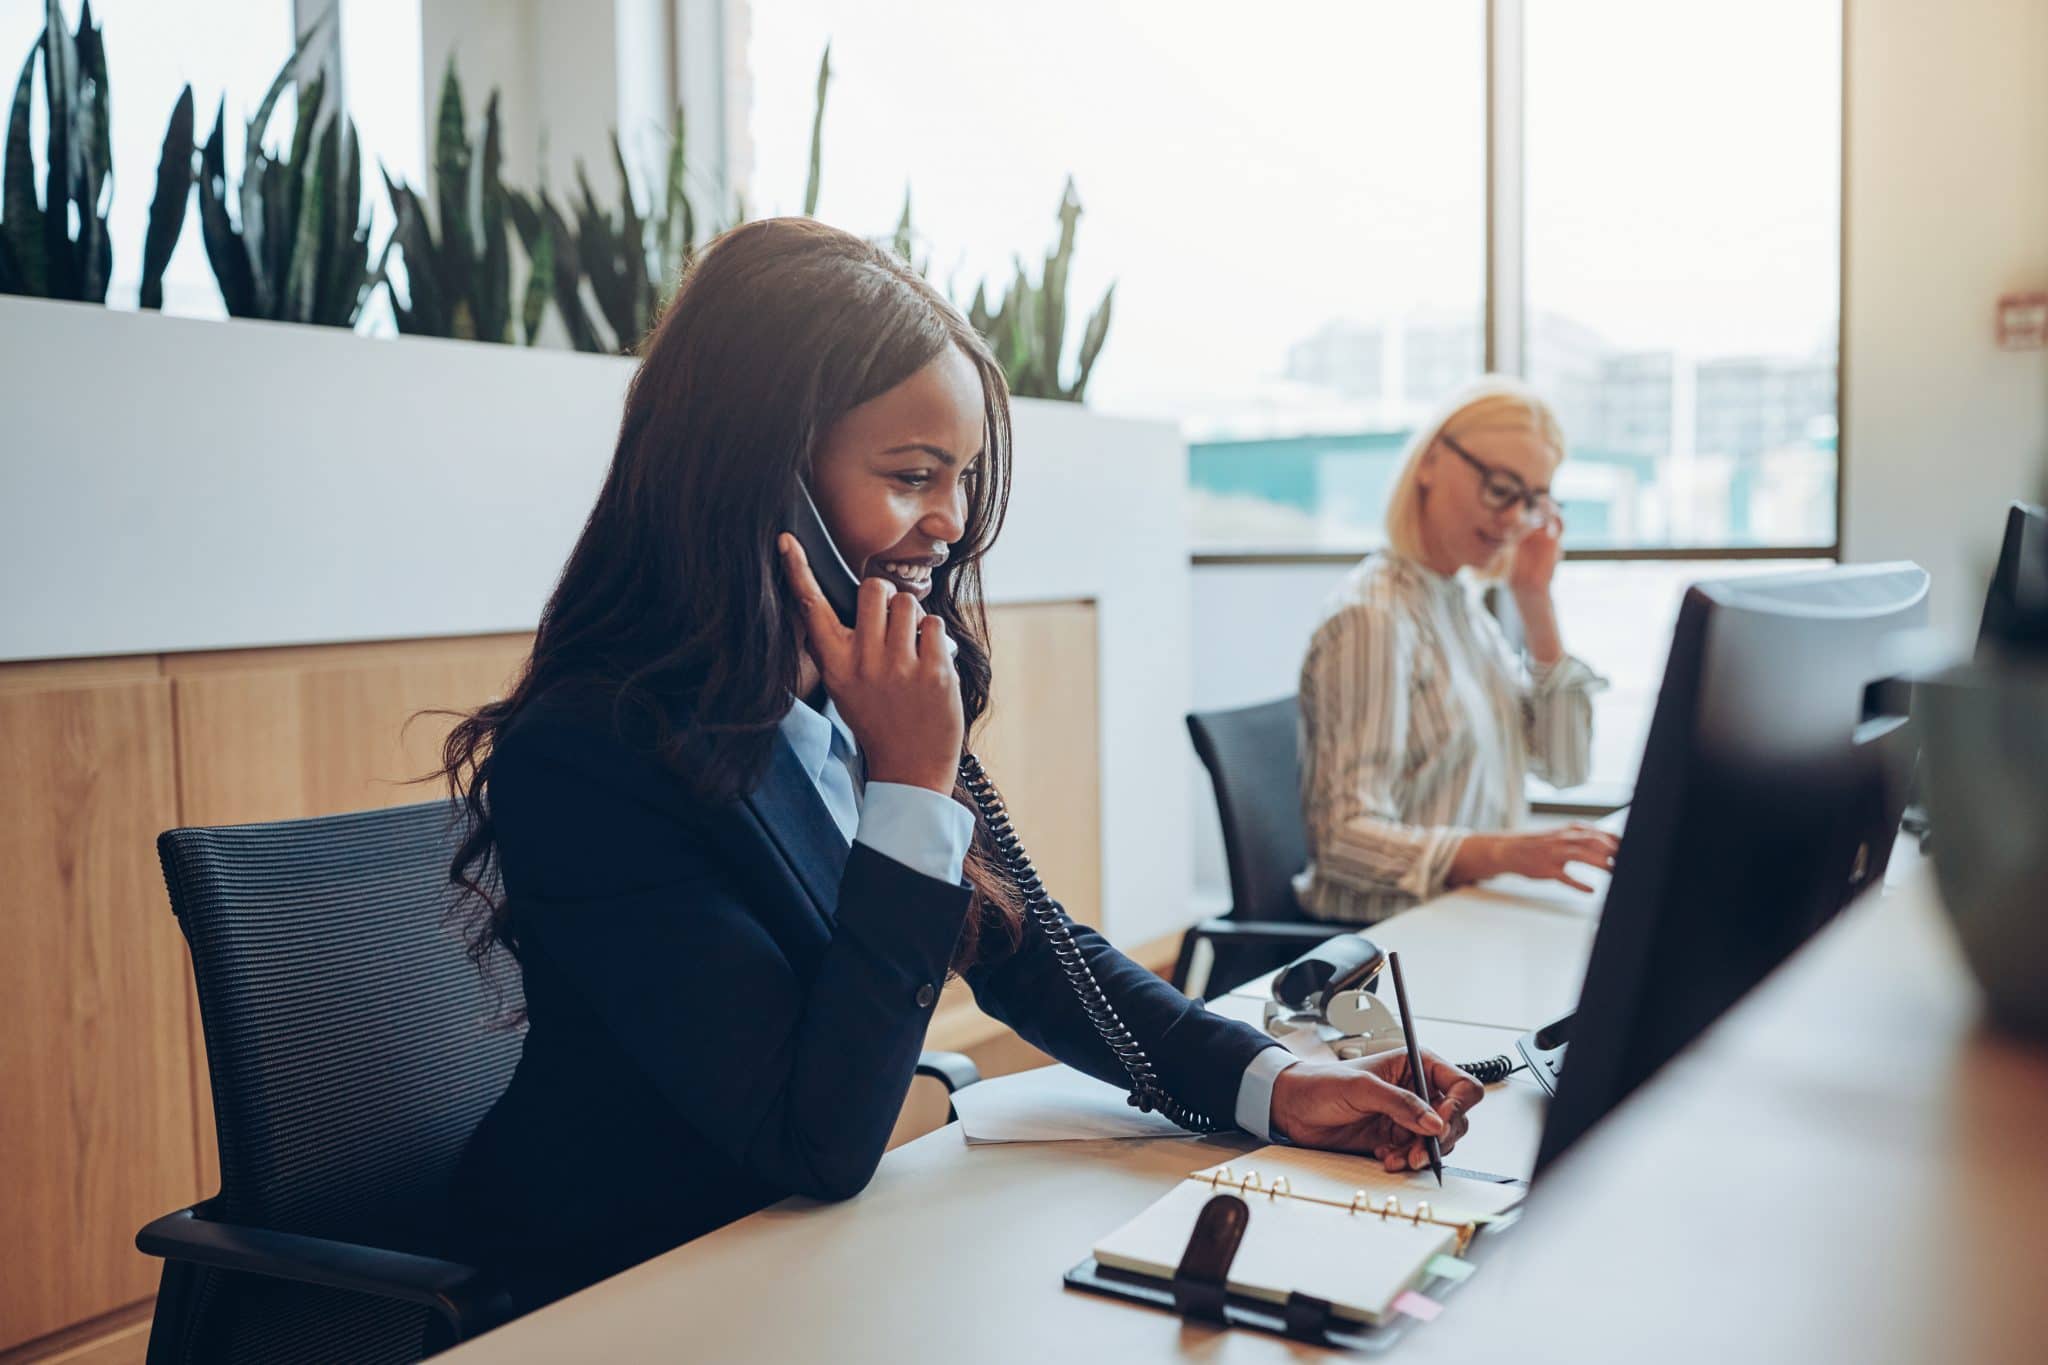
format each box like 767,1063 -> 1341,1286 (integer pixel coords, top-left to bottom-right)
1262,935 -> 1407,1060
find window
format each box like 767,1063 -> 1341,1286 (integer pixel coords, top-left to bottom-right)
1536,558 -> 1832,796
1177,2 -> 1843,556
747,0 -> 1486,516
1525,0 -> 1842,552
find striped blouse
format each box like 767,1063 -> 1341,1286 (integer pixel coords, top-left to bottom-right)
1292,552 -> 1604,924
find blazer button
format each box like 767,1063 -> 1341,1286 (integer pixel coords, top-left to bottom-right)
915,983 -> 937,1008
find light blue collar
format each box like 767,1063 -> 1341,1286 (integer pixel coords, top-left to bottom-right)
777,693 -> 858,786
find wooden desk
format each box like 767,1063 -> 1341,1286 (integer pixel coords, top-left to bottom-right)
442,865 -> 2048,1363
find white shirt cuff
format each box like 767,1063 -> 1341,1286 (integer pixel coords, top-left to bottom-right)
1529,651 -> 1609,695
1233,1043 -> 1301,1140
855,781 -> 975,885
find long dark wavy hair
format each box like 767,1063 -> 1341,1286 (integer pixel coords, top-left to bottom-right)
435,217 -> 1025,977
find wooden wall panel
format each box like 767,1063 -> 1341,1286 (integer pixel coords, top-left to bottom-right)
0,669 -> 194,1351
163,633 -> 533,1190
164,634 -> 534,827
928,601 -> 1104,1056
973,601 -> 1103,927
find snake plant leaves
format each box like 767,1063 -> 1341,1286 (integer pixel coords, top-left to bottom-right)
140,84 -> 195,309
2,45 -> 46,296
657,103 -> 694,294
0,0 -> 112,302
574,140 -> 659,352
1068,282 -> 1114,401
196,18 -> 379,328
38,0 -> 79,300
69,0 -> 111,302
960,178 -> 1113,403
476,89 -> 511,343
432,57 -> 474,324
382,170 -> 444,335
196,100 -> 253,313
1038,178 -> 1080,397
804,42 -> 831,218
516,203 -> 551,345
507,186 -> 601,352
382,65 -> 514,342
231,35 -> 307,317
888,185 -> 930,278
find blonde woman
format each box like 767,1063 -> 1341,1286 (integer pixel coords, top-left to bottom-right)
1294,377 -> 1620,923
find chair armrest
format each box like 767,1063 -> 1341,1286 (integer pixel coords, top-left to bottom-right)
1173,919 -> 1356,996
136,1206 -> 512,1341
1186,919 -> 1348,947
914,1050 -> 981,1093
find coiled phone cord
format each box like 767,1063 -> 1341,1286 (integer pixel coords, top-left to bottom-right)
959,753 -> 1226,1133
1458,1055 -> 1522,1086
960,755 -> 1525,1126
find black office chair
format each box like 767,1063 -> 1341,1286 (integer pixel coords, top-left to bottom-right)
139,799 -> 980,1362
1175,697 -> 1345,998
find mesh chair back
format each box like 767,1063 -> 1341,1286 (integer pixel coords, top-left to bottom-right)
1187,697 -> 1309,923
154,799 -> 523,1363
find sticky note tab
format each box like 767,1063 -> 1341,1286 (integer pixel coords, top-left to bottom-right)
1426,1254 -> 1476,1283
1392,1290 -> 1443,1322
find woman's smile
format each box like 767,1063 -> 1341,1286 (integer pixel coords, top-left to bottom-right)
865,554 -> 943,598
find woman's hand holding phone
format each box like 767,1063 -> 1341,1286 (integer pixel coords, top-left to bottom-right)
779,533 -> 962,795
1506,509 -> 1564,597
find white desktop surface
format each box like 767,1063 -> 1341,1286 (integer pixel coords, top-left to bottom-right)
441,862 -> 2048,1363
1224,886 -> 1601,1034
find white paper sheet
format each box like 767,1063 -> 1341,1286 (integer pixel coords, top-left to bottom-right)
952,1064 -> 1199,1143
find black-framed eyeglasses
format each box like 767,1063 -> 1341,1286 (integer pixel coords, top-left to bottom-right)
1439,432 -> 1559,524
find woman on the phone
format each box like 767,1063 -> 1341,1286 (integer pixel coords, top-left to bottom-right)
437,219 -> 1483,1312
1294,379 -> 1620,924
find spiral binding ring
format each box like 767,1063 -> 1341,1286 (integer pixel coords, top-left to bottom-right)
960,752 -> 1225,1134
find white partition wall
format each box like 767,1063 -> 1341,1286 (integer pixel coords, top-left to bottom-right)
0,296 -> 1193,943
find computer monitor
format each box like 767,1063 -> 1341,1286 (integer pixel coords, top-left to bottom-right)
1534,562 -> 1930,1175
1977,501 -> 2046,656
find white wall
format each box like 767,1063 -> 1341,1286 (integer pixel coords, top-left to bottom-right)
1187,562 -> 1352,908
1843,0 -> 2048,644
0,297 -> 1192,947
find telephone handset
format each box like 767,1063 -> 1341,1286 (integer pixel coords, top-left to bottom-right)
784,484 -> 1222,1132
788,482 -> 865,629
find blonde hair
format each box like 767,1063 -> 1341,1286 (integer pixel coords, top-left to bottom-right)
1384,375 -> 1567,579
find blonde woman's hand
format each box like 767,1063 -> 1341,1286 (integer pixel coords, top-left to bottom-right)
780,533 -> 962,794
1506,510 -> 1564,599
1450,823 -> 1619,893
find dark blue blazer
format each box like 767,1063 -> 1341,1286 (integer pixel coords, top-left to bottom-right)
451,695 -> 1277,1310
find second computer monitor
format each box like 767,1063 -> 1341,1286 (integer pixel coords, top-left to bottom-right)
1978,500 -> 2046,657
1534,561 -> 1930,1175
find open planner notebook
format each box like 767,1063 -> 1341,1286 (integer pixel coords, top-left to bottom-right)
1089,1146 -> 1525,1328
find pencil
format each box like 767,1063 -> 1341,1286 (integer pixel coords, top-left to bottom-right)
1386,950 -> 1443,1186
